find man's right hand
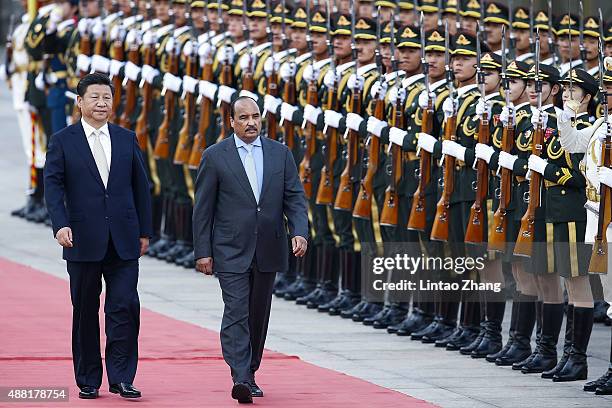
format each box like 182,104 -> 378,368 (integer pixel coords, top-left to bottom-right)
196,257 -> 214,275
56,227 -> 73,248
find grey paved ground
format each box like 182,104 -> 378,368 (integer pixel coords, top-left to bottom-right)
0,84 -> 611,408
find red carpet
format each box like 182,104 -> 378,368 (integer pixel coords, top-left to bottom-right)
0,257 -> 437,407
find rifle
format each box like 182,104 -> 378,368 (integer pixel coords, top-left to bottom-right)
119,2 -> 140,131
299,0 -> 316,199
408,12 -> 432,231
315,0 -> 338,206
4,15 -> 15,78
465,25 -> 490,244
508,0 -> 515,60
279,0 -> 295,150
109,19 -> 125,123
241,0 -> 254,91
174,5 -> 197,165
579,1 -> 586,62
189,2 -> 213,169
353,6 -> 383,220
547,0 -> 558,69
264,0 -> 279,141
588,10 -> 610,274
135,3 -> 156,152
334,0 -> 359,212
514,30 -> 543,257
489,28 -> 514,252
528,0 -> 535,54
71,16 -> 92,122
430,21 -> 456,242
217,0 -> 232,141
153,10 -> 179,159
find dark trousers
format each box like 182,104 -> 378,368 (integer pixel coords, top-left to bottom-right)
217,262 -> 276,383
66,239 -> 140,389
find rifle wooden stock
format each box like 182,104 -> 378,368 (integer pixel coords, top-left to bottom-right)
119,47 -> 139,131
299,77 -> 318,199
380,100 -> 405,226
153,49 -> 178,159
188,60 -> 213,169
430,116 -> 456,241
514,124 -> 544,257
243,70 -> 254,92
465,114 -> 490,243
334,86 -> 362,211
283,76 -> 296,150
407,104 -> 434,231
71,33 -> 91,123
589,131 -> 612,273
135,42 -> 156,153
316,84 -> 339,206
266,71 -> 279,141
173,54 -> 198,165
489,124 -> 515,252
110,40 -> 124,123
353,96 -> 384,220
217,61 -> 232,142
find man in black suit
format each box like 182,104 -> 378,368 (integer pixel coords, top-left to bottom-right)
193,96 -> 308,403
44,73 -> 152,400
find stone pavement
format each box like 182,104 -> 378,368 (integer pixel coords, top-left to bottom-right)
0,84 -> 610,408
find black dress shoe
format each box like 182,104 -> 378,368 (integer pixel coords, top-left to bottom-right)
232,382 -> 253,403
78,386 -> 99,399
372,305 -> 407,329
595,375 -> 612,395
341,300 -> 367,319
109,383 -> 141,398
363,305 -> 389,326
422,321 -> 455,344
352,302 -> 383,322
328,294 -> 360,316
584,369 -> 612,392
435,327 -> 463,348
248,381 -> 264,397
411,320 -> 439,340
396,312 -> 432,336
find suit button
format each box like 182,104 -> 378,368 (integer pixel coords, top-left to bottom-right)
254,230 -> 258,235
257,207 -> 261,212
105,194 -> 109,199
105,216 -> 109,220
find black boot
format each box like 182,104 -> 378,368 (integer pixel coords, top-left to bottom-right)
521,303 -> 564,374
457,326 -> 484,354
422,301 -> 457,343
341,299 -> 367,319
553,307 -> 593,382
496,295 -> 536,366
392,307 -> 430,336
594,301 -> 610,323
452,300 -> 481,352
148,196 -> 172,257
306,246 -> 339,309
586,328 -> 612,392
542,304 -> 573,378
155,199 -> 177,259
472,301 -> 505,358
487,296 -> 518,362
329,251 -> 361,315
373,303 -> 408,329
353,302 -> 383,322
291,246 -> 318,302
513,300 -> 543,370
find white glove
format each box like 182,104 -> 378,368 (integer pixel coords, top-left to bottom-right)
279,62 -> 296,82
141,65 -> 159,84
182,40 -> 194,57
77,18 -> 89,36
475,143 -> 494,163
303,64 -> 320,83
49,6 -> 63,24
165,37 -> 175,53
182,75 -> 198,94
264,94 -> 282,115
239,89 -> 258,101
347,73 -> 365,91
46,72 -> 58,85
442,140 -> 466,161
367,116 -> 387,137
142,30 -> 157,46
125,29 -> 140,46
346,113 -> 364,132
559,100 -> 580,124
239,53 -> 255,72
499,104 -> 515,126
418,90 -> 435,109
263,56 -> 279,77
388,86 -> 406,106
34,72 -> 45,90
124,61 -> 141,82
531,108 -> 549,129
389,127 -> 407,146
199,80 -> 217,100
528,154 -> 547,175
324,109 -> 343,129
598,167 -> 612,188
0,64 -> 7,81
76,54 -> 91,73
198,42 -> 212,60
280,102 -> 298,122
91,19 -> 104,39
323,69 -> 338,89
498,151 -> 518,170
218,46 -> 235,64
162,72 -> 182,93
303,104 -> 322,125
217,85 -> 236,104
475,98 -> 491,120
442,97 -> 457,119
370,80 -> 388,100
109,24 -> 121,41
90,55 -> 110,73
417,132 -> 438,153
109,59 -> 124,78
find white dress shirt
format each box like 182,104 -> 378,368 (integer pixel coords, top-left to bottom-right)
81,118 -> 111,171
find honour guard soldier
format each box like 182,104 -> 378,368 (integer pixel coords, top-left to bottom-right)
510,7 -> 534,64
556,14 -> 584,76
482,1 -> 509,55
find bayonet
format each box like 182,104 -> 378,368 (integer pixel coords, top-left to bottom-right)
579,1 -> 586,62
375,6 -> 382,76
529,0 -> 534,54
437,0 -> 443,29
547,0 -> 557,68
508,0 -> 515,59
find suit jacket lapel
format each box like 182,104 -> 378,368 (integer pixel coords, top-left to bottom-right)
71,122 -> 105,189
224,136 -> 258,205
260,137 -> 273,201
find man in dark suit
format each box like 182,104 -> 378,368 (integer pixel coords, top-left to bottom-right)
44,73 -> 152,400
193,96 -> 308,404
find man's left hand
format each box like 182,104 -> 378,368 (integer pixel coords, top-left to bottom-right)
140,238 -> 149,257
292,236 -> 308,258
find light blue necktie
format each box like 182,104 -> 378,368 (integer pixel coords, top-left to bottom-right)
244,144 -> 259,203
